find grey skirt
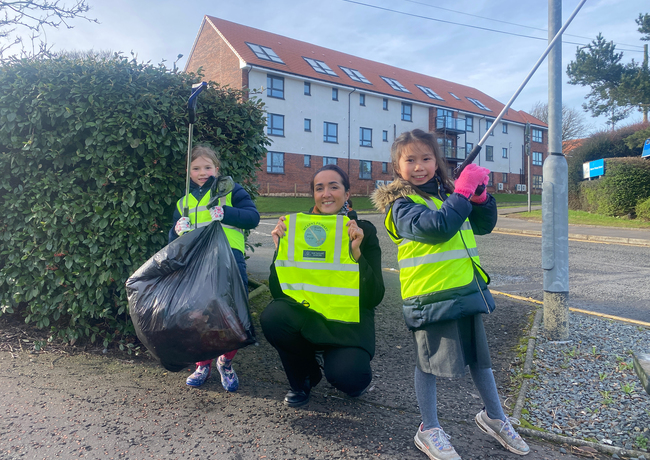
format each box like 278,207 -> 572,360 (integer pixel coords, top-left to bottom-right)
412,314 -> 492,378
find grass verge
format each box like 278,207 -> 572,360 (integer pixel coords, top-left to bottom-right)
506,209 -> 650,229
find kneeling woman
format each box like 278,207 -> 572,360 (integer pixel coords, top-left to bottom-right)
261,165 -> 385,407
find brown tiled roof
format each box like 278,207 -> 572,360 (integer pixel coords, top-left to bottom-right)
563,138 -> 586,153
517,110 -> 547,128
198,16 -> 548,127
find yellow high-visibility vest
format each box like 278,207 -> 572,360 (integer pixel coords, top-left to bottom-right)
385,194 -> 486,300
176,191 -> 245,253
275,213 -> 360,323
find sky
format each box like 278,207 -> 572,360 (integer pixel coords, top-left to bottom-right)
28,0 -> 649,134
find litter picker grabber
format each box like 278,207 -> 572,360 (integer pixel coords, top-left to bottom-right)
452,0 -> 587,195
183,81 -> 208,218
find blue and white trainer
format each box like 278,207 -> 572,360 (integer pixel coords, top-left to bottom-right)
217,357 -> 239,392
414,424 -> 461,460
186,364 -> 211,387
475,409 -> 530,455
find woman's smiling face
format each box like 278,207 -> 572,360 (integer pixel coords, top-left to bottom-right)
312,169 -> 350,215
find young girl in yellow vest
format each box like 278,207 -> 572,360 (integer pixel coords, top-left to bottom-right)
372,129 -> 529,460
169,145 -> 260,391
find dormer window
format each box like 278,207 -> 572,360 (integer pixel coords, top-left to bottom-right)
381,76 -> 410,93
416,85 -> 444,101
303,57 -> 338,76
246,42 -> 284,64
339,66 -> 371,84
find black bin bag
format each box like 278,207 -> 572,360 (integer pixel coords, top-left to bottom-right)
126,179 -> 256,372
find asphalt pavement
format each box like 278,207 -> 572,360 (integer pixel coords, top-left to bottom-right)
1,206 -> 649,460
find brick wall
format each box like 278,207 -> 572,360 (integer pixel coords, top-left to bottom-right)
257,153 -> 394,196
186,24 -> 244,90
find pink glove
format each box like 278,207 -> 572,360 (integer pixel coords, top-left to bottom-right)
175,217 -> 191,236
454,164 -> 490,199
470,175 -> 490,204
209,206 -> 224,221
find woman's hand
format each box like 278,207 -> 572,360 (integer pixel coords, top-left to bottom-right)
271,216 -> 287,249
347,220 -> 364,262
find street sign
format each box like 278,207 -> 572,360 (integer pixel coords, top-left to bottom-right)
643,138 -> 650,158
582,158 -> 605,179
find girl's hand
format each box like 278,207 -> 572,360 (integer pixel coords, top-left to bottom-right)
175,217 -> 191,236
271,216 -> 287,249
347,220 -> 364,262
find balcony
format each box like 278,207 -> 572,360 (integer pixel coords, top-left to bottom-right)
436,116 -> 466,134
440,145 -> 466,160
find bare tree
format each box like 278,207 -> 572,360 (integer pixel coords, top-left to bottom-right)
1,0 -> 97,58
529,101 -> 590,140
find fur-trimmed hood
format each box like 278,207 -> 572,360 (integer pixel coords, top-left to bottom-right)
371,178 -> 421,213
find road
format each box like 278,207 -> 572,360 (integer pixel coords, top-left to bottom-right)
248,214 -> 650,323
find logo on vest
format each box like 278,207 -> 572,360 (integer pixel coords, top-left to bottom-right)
303,223 -> 327,247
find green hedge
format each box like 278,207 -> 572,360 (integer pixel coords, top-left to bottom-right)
637,196 -> 650,221
579,157 -> 650,217
0,55 -> 269,348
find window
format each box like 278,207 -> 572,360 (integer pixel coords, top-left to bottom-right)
465,142 -> 473,158
502,173 -> 508,183
465,116 -> 474,132
401,102 -> 412,121
532,151 -> 543,166
381,76 -> 410,93
382,162 -> 389,174
449,92 -> 461,100
533,174 -> 543,189
382,98 -> 388,110
324,157 -> 337,165
436,108 -> 454,129
339,66 -> 371,84
359,93 -> 365,106
502,123 -> 508,133
267,113 -> 284,136
267,75 -> 284,99
415,84 -> 444,100
488,172 -> 494,186
359,160 -> 372,179
246,42 -> 284,64
486,145 -> 494,161
304,81 -> 311,96
532,128 -> 543,143
304,118 -> 311,132
485,120 -> 494,135
360,127 -> 372,147
502,147 -> 508,158
324,122 -> 338,143
467,97 -> 492,111
332,88 -> 338,101
303,57 -> 338,76
304,155 -> 311,168
267,151 -> 284,173
382,130 -> 388,142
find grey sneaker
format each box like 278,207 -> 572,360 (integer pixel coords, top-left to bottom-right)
475,410 -> 530,455
414,424 -> 461,460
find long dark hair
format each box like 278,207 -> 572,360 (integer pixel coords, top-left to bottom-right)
309,164 -> 351,195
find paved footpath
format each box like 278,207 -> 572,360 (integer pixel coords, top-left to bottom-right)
1,286 -> 610,460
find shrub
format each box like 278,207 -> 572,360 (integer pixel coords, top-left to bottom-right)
636,196 -> 650,221
567,122 -> 649,207
0,54 -> 269,347
579,157 -> 650,217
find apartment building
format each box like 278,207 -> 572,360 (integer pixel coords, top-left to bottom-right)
185,16 -> 547,196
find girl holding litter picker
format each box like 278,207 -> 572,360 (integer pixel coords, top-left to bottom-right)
372,129 -> 529,460
169,145 -> 260,391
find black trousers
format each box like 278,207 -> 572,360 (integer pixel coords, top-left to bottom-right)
260,299 -> 372,396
